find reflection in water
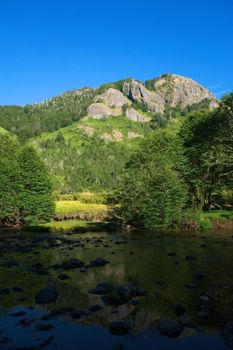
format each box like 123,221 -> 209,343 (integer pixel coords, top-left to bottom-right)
0,229 -> 233,349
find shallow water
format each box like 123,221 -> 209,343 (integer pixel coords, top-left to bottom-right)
0,229 -> 233,349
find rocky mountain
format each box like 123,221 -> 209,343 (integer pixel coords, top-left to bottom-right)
86,74 -> 218,120
0,73 -> 217,141
0,73 -> 218,192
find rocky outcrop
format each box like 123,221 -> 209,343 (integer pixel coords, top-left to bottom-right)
127,132 -> 144,139
94,88 -> 131,108
152,74 -> 218,109
87,103 -> 121,118
126,108 -> 151,122
87,88 -> 131,118
123,80 -> 165,114
88,74 -> 218,119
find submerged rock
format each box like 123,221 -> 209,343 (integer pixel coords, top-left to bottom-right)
185,256 -> 197,262
109,321 -> 131,335
88,282 -> 113,295
89,304 -> 103,313
157,319 -> 183,338
61,258 -> 85,269
90,258 -> 110,267
172,304 -> 186,317
0,288 -> 10,296
35,286 -> 58,304
35,323 -> 54,331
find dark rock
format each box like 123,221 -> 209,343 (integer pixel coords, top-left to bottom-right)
62,258 -> 84,269
172,304 -> 186,317
167,252 -> 177,257
10,310 -> 26,317
185,256 -> 197,261
154,279 -> 166,286
0,288 -> 10,296
35,286 -> 58,304
194,272 -> 207,280
19,318 -> 32,327
27,263 -> 49,275
35,323 -> 54,331
88,282 -> 113,295
12,286 -> 24,293
71,310 -> 85,319
157,319 -> 183,338
90,258 -> 110,267
109,321 -> 131,335
89,304 -> 103,313
185,283 -> 197,289
58,273 -> 70,280
198,306 -> 210,318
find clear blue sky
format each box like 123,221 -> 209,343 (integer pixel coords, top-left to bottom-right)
0,0 -> 232,105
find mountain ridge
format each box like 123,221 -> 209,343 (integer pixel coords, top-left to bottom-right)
0,73 -> 218,142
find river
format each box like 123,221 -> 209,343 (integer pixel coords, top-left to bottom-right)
0,229 -> 233,349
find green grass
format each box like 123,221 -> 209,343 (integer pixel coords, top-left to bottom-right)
55,200 -> 110,221
55,191 -> 107,204
31,115 -> 152,149
38,219 -> 116,233
200,210 -> 233,230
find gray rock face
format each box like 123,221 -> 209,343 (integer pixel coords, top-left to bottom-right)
94,88 -> 130,108
87,74 -> 218,119
87,88 -> 131,118
87,103 -> 120,118
126,108 -> 151,122
123,80 -> 165,114
153,74 -> 218,109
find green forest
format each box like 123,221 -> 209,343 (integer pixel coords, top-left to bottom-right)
0,77 -> 232,231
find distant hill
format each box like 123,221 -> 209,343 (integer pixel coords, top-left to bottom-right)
0,73 -> 218,192
0,74 -> 217,141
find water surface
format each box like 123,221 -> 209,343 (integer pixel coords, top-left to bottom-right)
0,229 -> 232,349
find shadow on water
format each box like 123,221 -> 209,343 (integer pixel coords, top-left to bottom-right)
0,229 -> 233,349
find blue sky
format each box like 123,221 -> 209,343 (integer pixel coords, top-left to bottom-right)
0,0 -> 233,105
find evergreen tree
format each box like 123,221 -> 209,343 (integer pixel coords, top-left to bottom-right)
0,134 -> 55,226
18,146 -> 55,224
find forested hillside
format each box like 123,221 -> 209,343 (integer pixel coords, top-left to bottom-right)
0,73 -> 219,193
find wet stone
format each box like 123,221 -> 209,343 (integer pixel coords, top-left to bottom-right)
0,288 -> 10,296
10,310 -> 26,317
172,304 -> 186,317
90,258 -> 110,267
186,256 -> 197,262
157,319 -> 183,338
89,304 -> 103,313
58,273 -> 70,280
61,258 -> 85,269
35,323 -> 54,331
109,321 -> 131,335
88,282 -> 113,295
35,286 -> 58,304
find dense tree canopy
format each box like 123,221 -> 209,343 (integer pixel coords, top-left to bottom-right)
113,130 -> 188,229
0,133 -> 55,226
180,94 -> 233,210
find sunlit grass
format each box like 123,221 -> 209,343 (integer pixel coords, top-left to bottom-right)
200,210 -> 233,230
55,200 -> 110,221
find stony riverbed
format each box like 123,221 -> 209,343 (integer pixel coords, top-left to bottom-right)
0,229 -> 233,349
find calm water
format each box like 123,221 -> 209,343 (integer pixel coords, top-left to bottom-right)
0,229 -> 233,349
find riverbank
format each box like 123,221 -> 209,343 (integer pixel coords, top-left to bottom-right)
35,206 -> 233,234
